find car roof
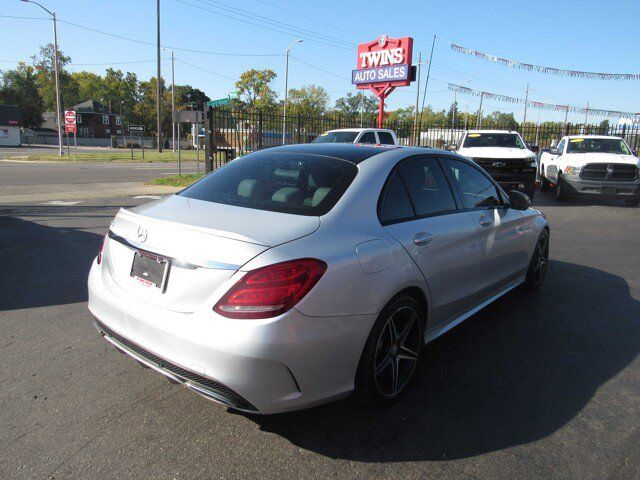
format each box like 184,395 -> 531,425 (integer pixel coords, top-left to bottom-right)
266,142 -> 403,164
325,128 -> 395,133
565,135 -> 621,139
465,129 -> 519,134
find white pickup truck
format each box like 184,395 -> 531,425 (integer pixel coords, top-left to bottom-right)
538,135 -> 640,205
313,128 -> 399,146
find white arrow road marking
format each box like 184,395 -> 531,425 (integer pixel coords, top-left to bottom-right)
133,195 -> 162,199
42,200 -> 82,206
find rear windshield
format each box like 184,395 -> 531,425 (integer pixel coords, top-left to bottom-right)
566,138 -> 631,155
463,133 -> 524,149
179,151 -> 358,216
313,131 -> 359,143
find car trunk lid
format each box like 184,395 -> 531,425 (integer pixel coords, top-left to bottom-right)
103,195 -> 320,313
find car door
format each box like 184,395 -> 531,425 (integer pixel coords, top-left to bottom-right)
442,157 -> 525,301
545,138 -> 565,182
380,155 -> 480,327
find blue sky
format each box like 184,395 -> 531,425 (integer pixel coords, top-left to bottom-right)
2,0 -> 639,124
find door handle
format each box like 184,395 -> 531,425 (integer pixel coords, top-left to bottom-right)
479,215 -> 494,227
413,232 -> 434,246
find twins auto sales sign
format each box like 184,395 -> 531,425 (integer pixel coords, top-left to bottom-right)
352,35 -> 414,93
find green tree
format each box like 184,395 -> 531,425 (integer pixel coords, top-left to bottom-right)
31,43 -> 79,112
235,68 -> 277,111
483,111 -> 518,129
0,62 -> 44,127
173,84 -> 210,109
286,84 -> 329,117
334,92 -> 377,117
133,76 -> 170,136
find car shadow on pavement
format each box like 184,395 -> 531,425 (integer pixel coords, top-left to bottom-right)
0,208 -> 107,311
246,260 -> 640,461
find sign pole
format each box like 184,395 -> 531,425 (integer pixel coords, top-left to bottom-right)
141,135 -> 145,160
196,123 -> 200,174
378,91 -> 385,128
178,122 -> 182,176
130,134 -> 133,160
74,131 -> 77,159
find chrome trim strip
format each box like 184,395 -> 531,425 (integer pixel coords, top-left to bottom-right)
107,230 -> 240,271
95,321 -> 260,414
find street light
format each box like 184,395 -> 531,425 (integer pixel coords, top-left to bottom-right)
282,39 -> 303,145
20,0 -> 63,156
452,79 -> 471,129
162,48 -> 175,152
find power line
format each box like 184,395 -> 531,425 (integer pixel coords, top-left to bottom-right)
197,0 -> 355,47
174,0 -> 352,51
253,0 -> 367,39
288,55 -> 351,81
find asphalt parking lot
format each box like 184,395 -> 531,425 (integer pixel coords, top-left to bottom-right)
1,193 -> 639,479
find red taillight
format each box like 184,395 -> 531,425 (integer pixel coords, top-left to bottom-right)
97,231 -> 108,265
213,258 -> 327,319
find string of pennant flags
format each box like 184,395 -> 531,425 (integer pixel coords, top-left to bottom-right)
448,42 -> 640,81
448,83 -> 640,120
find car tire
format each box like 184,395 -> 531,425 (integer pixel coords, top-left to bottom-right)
539,171 -> 550,192
524,230 -> 549,291
554,176 -> 568,202
355,295 -> 424,406
624,196 -> 640,207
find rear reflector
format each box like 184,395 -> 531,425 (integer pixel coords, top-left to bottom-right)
213,258 -> 327,319
97,230 -> 108,265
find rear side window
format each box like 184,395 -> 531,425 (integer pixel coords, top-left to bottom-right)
179,151 -> 357,216
378,171 -> 414,224
359,131 -> 377,144
446,159 -> 501,209
398,157 -> 457,216
378,131 -> 395,145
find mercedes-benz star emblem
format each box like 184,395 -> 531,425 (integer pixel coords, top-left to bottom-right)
137,226 -> 148,243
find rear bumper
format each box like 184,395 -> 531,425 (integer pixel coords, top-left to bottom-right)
87,261 -> 376,414
563,177 -> 640,197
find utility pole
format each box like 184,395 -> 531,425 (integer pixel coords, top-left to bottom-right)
476,92 -> 484,128
156,0 -> 162,152
21,1 -> 63,156
563,105 -> 569,135
451,80 -> 471,129
583,101 -> 590,133
464,101 -> 470,130
360,93 -> 364,127
522,83 -> 529,126
282,39 -> 303,145
413,51 -> 422,141
419,35 -> 436,124
163,48 -> 175,151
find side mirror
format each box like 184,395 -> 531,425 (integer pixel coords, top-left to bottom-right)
508,190 -> 531,211
548,147 -> 560,155
445,144 -> 457,151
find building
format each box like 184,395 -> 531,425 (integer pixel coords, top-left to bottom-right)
0,105 -> 21,147
42,100 -> 123,139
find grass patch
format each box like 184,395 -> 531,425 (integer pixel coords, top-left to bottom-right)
146,173 -> 204,187
2,149 -> 203,163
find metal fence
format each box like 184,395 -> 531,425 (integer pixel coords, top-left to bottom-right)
204,106 -> 640,171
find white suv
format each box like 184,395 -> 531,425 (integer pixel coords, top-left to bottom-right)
313,128 -> 399,146
538,135 -> 640,205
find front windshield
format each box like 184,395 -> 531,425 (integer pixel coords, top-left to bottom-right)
463,133 -> 525,149
566,138 -> 631,155
313,131 -> 359,143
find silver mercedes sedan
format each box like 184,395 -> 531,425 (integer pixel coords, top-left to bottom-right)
88,143 -> 549,414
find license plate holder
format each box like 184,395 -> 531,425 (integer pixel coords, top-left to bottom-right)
601,186 -> 616,194
130,251 -> 169,290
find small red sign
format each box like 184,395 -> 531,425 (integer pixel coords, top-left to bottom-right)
64,110 -> 76,125
65,123 -> 77,134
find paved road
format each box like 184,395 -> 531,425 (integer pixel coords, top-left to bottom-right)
0,145 -> 130,157
1,193 -> 639,479
0,160 -> 198,203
